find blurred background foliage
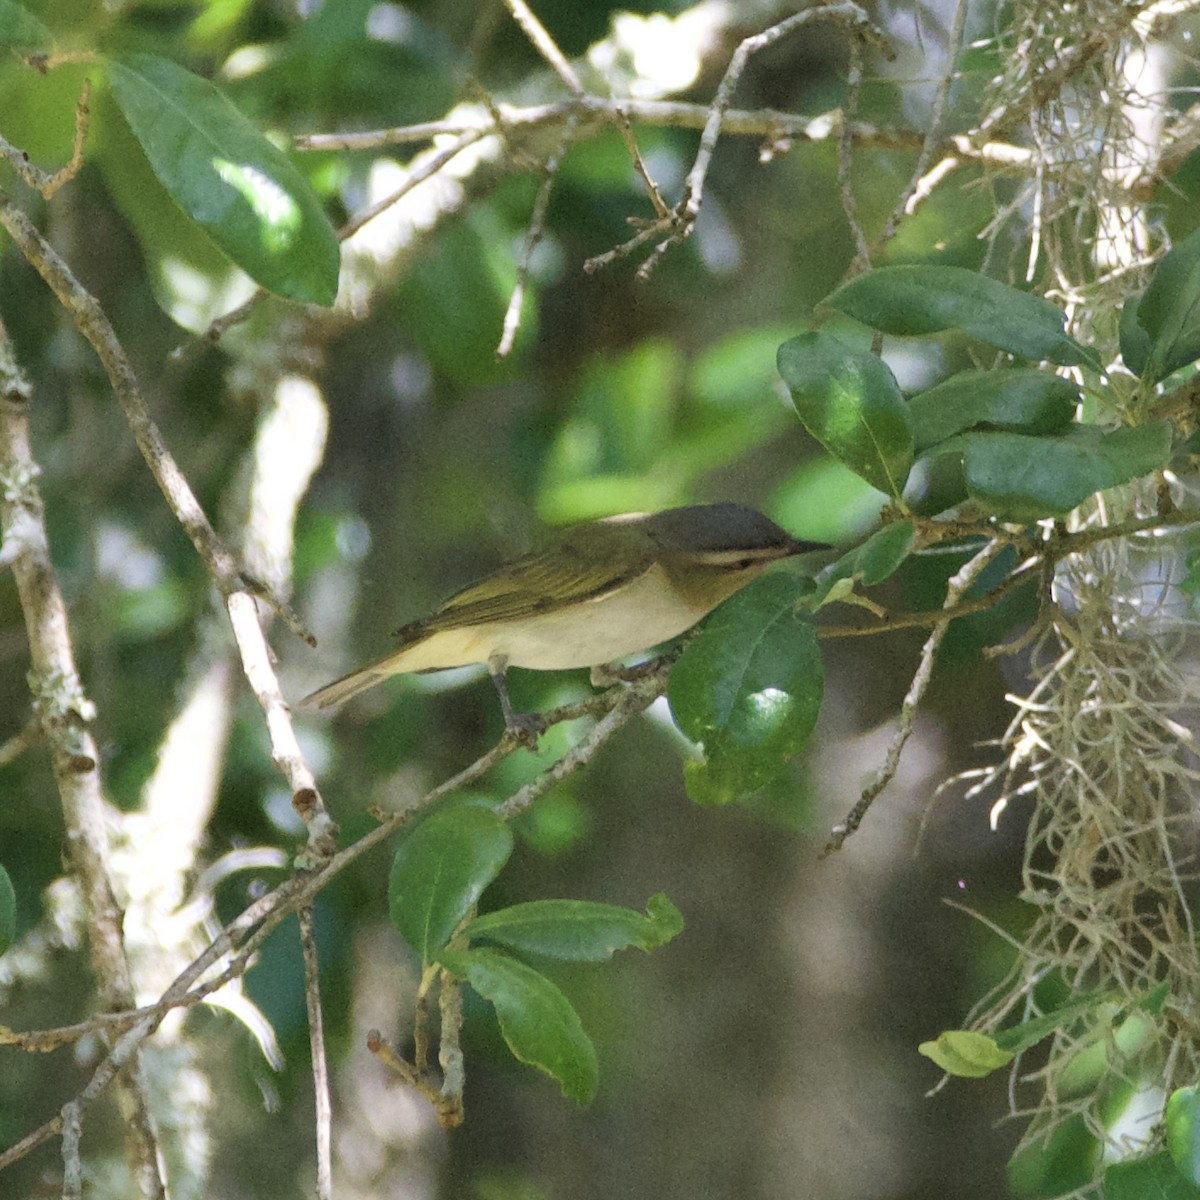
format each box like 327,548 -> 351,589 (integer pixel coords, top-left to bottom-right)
1,0 -> 1192,1197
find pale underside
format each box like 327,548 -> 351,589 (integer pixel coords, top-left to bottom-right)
386,562 -> 720,672
302,560 -> 759,709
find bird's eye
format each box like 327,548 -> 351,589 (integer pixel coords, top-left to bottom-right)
732,558 -> 756,570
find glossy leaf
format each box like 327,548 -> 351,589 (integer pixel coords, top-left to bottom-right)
388,806 -> 513,961
0,0 -> 51,51
0,863 -> 14,956
1008,1115 -> 1099,1199
827,265 -> 1095,366
1055,1005 -> 1157,1099
807,520 -> 915,612
909,369 -> 1077,453
1119,294 -> 1151,378
92,84 -> 260,334
1137,227 -> 1200,383
918,1029 -> 1013,1078
466,893 -> 683,961
669,573 -> 824,806
1167,1086 -> 1200,1186
1105,1152 -> 1200,1200
990,990 -> 1102,1056
439,948 -> 598,1104
961,422 -> 1172,519
777,332 -> 913,496
108,54 -> 339,306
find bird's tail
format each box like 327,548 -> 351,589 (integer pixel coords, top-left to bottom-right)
300,658 -> 396,710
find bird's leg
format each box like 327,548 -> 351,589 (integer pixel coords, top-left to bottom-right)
488,653 -> 546,750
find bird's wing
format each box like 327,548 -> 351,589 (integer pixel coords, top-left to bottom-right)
409,535 -> 655,636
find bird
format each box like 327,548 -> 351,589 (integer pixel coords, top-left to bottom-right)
302,502 -> 829,740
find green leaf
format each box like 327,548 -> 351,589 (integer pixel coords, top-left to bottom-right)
1056,1005 -> 1157,1098
961,422 -> 1172,519
826,265 -> 1095,366
1106,1152 -> 1200,1200
990,990 -> 1102,1056
388,806 -> 514,961
1120,293 -> 1151,378
806,520 -> 916,613
908,369 -> 1078,453
0,863 -> 14,956
466,894 -> 684,961
439,947 -> 598,1104
777,331 -> 913,496
0,0 -> 51,51
1167,1086 -> 1200,1186
918,1029 -> 1013,1078
107,54 -> 339,306
1138,227 -> 1200,383
669,573 -> 824,806
1009,1115 -> 1100,1199
1142,980 -> 1173,1015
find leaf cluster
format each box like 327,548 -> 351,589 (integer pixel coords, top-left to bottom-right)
387,803 -> 683,1104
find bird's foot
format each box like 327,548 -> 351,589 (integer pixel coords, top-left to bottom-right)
589,655 -> 672,688
500,709 -> 547,752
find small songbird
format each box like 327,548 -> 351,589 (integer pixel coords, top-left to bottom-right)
303,502 -> 829,738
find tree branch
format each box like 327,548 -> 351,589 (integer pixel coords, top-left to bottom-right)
0,191 -> 336,855
0,329 -> 166,1198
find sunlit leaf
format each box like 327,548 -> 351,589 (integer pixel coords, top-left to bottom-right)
918,1029 -> 1013,1078
669,573 -> 823,805
827,265 -> 1095,366
1137,228 -> 1200,383
777,331 -> 913,496
0,864 -> 14,956
439,947 -> 598,1104
388,806 -> 513,961
1167,1086 -> 1200,1186
108,54 -> 339,305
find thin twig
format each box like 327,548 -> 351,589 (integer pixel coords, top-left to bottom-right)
0,330 -> 166,1197
297,97 -> 920,153
497,113 -> 577,357
338,129 -> 487,242
878,0 -> 970,248
586,3 -> 894,276
838,37 -> 871,271
1,664 -> 668,1168
818,561 -> 1039,638
0,191 -> 336,854
299,907 -> 333,1200
0,714 -> 40,765
0,79 -> 91,199
823,539 -> 1012,855
61,1102 -> 82,1200
901,153 -> 963,219
437,972 -> 466,1127
614,108 -> 670,218
498,662 -> 670,817
500,0 -> 583,95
